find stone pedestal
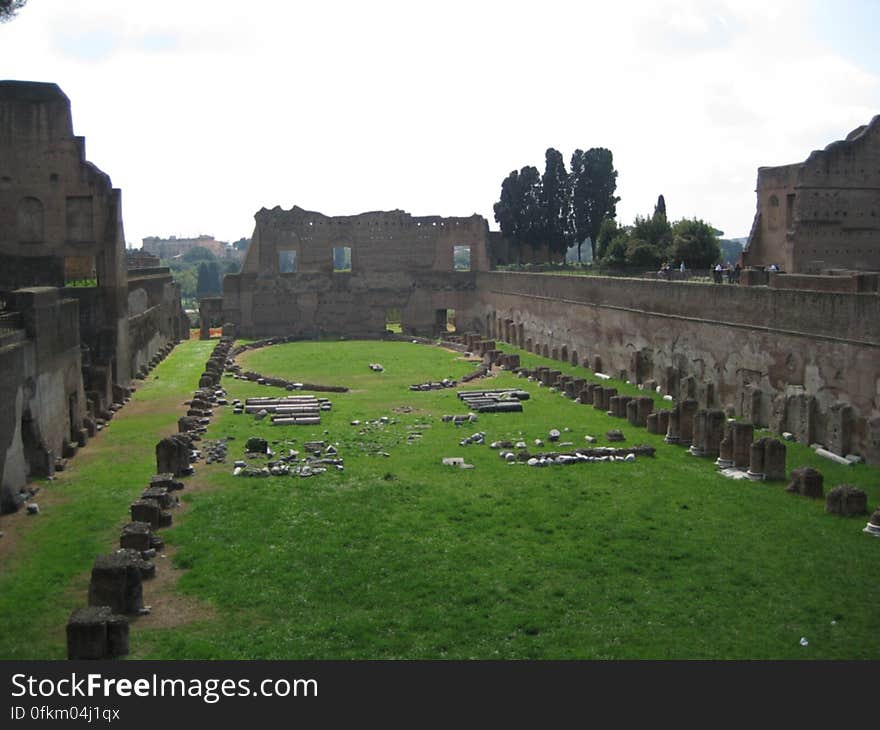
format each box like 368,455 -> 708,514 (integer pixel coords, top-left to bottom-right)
66,606 -> 129,660
689,410 -> 708,456
646,412 -> 659,434
763,439 -> 787,481
747,437 -> 769,480
716,421 -> 734,468
731,422 -> 754,469
863,509 -> 880,537
786,466 -> 824,499
613,395 -> 632,418
665,405 -> 681,444
87,553 -> 144,614
679,399 -> 699,447
120,522 -> 152,552
156,436 -> 192,477
825,484 -> 868,516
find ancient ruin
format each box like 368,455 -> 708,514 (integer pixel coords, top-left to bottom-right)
221,205 -> 490,338
0,81 -> 189,511
743,115 -> 880,274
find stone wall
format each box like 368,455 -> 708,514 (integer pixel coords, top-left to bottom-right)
0,288 -> 84,512
744,115 -> 880,273
127,267 -> 189,379
0,80 -> 131,387
475,272 -> 880,463
224,206 -> 490,338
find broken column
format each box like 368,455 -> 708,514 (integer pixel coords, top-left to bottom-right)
87,553 -> 144,614
679,399 -> 699,447
747,436 -> 771,480
716,421 -> 734,468
825,484 -> 868,516
763,439 -> 787,481
66,606 -> 129,660
156,435 -> 192,477
664,405 -> 681,444
786,467 -> 824,499
731,422 -> 754,469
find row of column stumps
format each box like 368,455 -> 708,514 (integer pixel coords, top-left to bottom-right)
65,337 -> 215,660
464,328 -> 879,526
484,313 -> 865,462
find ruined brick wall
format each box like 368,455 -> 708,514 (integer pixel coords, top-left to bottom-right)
224,206 -> 490,337
476,272 -> 880,464
0,80 -> 131,385
0,288 -> 84,511
127,267 -> 188,377
744,116 -> 880,273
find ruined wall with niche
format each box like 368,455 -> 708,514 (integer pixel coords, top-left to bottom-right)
476,272 -> 880,464
0,80 -> 131,386
0,288 -> 84,512
223,206 -> 490,338
127,266 -> 190,379
744,116 -> 880,273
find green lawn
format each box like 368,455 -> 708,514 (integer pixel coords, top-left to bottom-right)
136,340 -> 880,659
1,338 -> 877,659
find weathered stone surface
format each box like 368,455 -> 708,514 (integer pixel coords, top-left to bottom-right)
763,438 -> 787,481
66,606 -> 129,660
665,405 -> 681,444
120,521 -> 152,552
679,399 -> 699,447
731,422 -> 754,469
87,553 -> 144,614
131,500 -> 171,529
825,484 -> 868,516
786,466 -> 824,499
156,436 -> 192,477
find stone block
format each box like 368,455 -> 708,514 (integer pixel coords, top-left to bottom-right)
66,606 -> 129,660
131,500 -> 172,529
786,466 -> 824,499
156,435 -> 192,477
87,553 -> 144,614
731,422 -> 754,468
679,399 -> 699,447
825,484 -> 868,516
665,405 -> 681,444
763,439 -> 787,481
120,521 -> 152,552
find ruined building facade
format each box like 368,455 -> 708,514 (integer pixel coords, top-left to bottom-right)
0,81 -> 188,511
743,115 -> 880,273
221,205 -> 490,338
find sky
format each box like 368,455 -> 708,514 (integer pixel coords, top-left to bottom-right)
1,0 -> 878,247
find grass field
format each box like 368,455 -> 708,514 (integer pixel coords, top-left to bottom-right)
1,338 -> 878,659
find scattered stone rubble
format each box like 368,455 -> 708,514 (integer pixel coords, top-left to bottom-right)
238,395 -> 332,426
456,388 -> 529,413
410,378 -> 456,391
232,436 -> 343,478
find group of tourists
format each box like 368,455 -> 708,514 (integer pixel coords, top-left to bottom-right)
712,262 -> 743,284
657,261 -> 743,283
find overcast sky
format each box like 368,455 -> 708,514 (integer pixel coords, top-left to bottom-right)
2,0 -> 878,247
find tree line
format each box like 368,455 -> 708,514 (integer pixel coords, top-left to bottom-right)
596,196 -> 722,270
493,147 -> 619,263
493,149 -> 722,270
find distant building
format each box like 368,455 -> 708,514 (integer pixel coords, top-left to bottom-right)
142,234 -> 235,259
743,116 -> 880,273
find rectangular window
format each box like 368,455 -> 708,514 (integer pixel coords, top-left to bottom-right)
453,245 -> 471,271
279,250 -> 297,273
333,246 -> 352,272
64,256 -> 97,286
